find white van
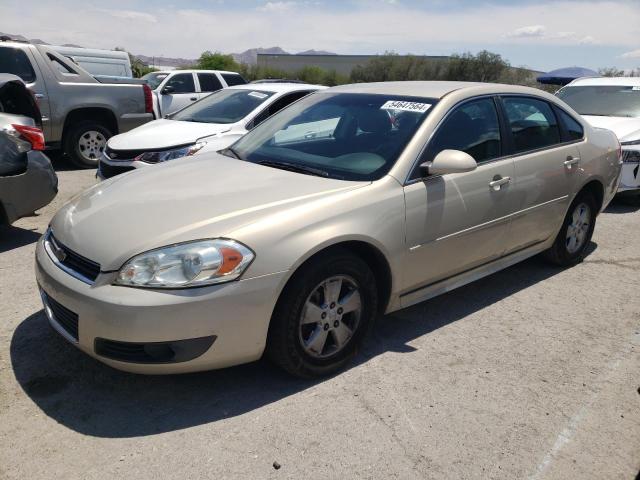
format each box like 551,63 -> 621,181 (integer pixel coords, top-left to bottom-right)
50,46 -> 132,78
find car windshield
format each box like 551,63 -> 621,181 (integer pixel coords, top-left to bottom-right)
142,72 -> 169,90
172,89 -> 275,124
227,92 -> 436,181
557,85 -> 640,118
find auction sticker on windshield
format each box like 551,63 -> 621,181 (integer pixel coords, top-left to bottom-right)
380,100 -> 431,113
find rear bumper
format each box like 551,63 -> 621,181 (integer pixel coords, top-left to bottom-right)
35,236 -> 287,374
0,151 -> 57,224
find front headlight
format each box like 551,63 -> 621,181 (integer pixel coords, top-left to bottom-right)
115,239 -> 254,288
134,141 -> 206,164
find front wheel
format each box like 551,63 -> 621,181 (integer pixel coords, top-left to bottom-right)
63,121 -> 112,168
266,250 -> 378,378
544,191 -> 597,267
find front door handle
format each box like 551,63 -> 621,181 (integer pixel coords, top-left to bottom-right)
190,97 -> 198,101
489,176 -> 511,191
564,156 -> 580,169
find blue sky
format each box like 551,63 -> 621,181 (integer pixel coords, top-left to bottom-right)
3,0 -> 639,71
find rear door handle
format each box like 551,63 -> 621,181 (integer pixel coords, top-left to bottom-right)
190,97 -> 197,101
489,176 -> 511,191
564,156 -> 580,168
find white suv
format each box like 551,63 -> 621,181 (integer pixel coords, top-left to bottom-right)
142,70 -> 247,118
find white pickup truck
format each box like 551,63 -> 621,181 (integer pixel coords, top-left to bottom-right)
141,70 -> 247,118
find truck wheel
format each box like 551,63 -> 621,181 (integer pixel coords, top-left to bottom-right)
64,121 -> 112,168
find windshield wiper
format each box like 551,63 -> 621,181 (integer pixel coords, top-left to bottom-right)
258,160 -> 330,178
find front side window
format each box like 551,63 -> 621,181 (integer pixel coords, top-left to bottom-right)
197,73 -> 223,92
421,98 -> 501,171
0,47 -> 36,83
502,97 -> 561,153
172,89 -> 274,124
229,93 -> 436,181
142,72 -> 169,90
165,73 -> 195,93
557,85 -> 640,118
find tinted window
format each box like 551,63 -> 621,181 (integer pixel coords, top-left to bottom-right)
503,97 -> 561,153
249,90 -> 312,129
557,85 -> 640,118
222,73 -> 247,86
229,93 -> 435,181
0,47 -> 36,83
197,73 -> 223,92
47,54 -> 77,75
424,98 -> 501,168
165,73 -> 195,93
558,109 -> 584,141
172,89 -> 274,124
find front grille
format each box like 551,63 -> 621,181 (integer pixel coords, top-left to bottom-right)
622,150 -> 640,163
98,161 -> 135,179
43,291 -> 79,341
47,232 -> 101,283
104,145 -> 145,161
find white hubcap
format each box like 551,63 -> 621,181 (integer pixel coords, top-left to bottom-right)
78,130 -> 106,162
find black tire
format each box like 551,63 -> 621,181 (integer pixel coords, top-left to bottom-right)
544,191 -> 597,267
266,249 -> 378,378
63,121 -> 112,168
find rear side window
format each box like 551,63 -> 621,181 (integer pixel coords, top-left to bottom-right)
197,73 -> 223,92
423,98 -> 501,166
502,97 -> 561,153
557,109 -> 584,141
0,47 -> 36,83
47,54 -> 78,75
221,73 -> 247,86
165,73 -> 195,93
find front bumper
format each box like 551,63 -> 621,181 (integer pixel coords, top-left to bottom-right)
35,236 -> 286,374
618,150 -> 640,192
97,156 -> 149,181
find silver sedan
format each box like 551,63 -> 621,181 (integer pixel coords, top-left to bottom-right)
35,81 -> 622,377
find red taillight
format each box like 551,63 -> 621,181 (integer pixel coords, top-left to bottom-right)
12,124 -> 45,151
143,83 -> 153,115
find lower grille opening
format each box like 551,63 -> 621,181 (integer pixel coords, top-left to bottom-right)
42,291 -> 79,341
94,336 -> 216,364
98,161 -> 136,179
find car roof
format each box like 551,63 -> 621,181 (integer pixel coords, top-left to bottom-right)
326,81 -> 546,99
228,83 -> 327,93
567,76 -> 640,87
153,70 -> 243,75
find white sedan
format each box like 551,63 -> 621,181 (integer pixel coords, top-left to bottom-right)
557,77 -> 639,197
98,83 -> 326,179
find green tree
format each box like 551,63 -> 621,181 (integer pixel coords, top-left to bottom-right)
599,67 -> 625,77
196,51 -> 240,71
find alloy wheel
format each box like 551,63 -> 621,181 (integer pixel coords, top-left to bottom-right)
77,130 -> 106,163
566,202 -> 591,254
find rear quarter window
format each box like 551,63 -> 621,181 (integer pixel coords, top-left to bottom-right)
221,73 -> 247,86
0,47 -> 36,83
557,109 -> 584,141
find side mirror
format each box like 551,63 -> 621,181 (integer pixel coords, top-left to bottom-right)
161,85 -> 174,95
419,149 -> 477,177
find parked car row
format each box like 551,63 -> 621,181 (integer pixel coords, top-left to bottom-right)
34,81 -> 622,377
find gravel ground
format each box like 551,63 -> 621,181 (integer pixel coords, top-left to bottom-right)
0,166 -> 638,480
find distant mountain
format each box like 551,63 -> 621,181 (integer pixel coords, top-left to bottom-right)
0,32 -> 336,66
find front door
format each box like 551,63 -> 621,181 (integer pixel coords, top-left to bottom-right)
401,97 -> 514,296
159,73 -> 199,115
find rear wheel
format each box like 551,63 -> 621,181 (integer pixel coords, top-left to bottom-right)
63,121 -> 111,168
544,191 -> 597,267
266,250 -> 378,378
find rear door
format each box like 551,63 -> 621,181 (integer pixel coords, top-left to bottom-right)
158,72 -> 198,115
498,96 -> 579,254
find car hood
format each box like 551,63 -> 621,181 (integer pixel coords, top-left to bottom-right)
582,115 -> 640,143
107,119 -> 233,151
50,153 -> 368,271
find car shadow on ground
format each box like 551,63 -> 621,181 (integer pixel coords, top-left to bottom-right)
604,196 -> 640,214
10,246 -> 596,439
46,151 -> 93,173
0,225 -> 42,253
